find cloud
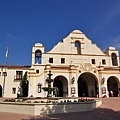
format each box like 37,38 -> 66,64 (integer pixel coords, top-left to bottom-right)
101,35 -> 120,51
110,35 -> 120,49
97,34 -> 120,53
7,34 -> 18,40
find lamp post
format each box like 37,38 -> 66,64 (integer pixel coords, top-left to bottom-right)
2,45 -> 9,97
2,65 -> 7,97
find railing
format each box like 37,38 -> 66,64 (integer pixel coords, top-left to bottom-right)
14,75 -> 23,80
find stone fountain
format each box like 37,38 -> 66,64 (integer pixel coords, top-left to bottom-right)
42,71 -> 58,97
0,71 -> 101,115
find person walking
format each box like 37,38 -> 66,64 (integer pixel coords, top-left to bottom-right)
17,89 -> 20,98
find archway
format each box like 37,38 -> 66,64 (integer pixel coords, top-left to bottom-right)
111,53 -> 118,66
53,76 -> 68,97
35,49 -> 42,64
107,76 -> 119,97
75,40 -> 81,54
78,72 -> 98,97
0,85 -> 2,97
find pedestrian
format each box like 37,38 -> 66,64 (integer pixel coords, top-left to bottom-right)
17,89 -> 20,98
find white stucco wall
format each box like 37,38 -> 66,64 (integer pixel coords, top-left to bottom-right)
0,66 -> 29,98
0,29 -> 120,98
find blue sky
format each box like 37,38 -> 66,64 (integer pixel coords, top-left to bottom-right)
0,0 -> 120,65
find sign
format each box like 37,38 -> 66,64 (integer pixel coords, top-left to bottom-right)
102,87 -> 106,94
71,87 -> 75,94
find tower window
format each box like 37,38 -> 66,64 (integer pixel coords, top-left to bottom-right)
111,53 -> 118,66
35,50 -> 42,64
61,58 -> 65,64
92,59 -> 95,64
75,41 -> 81,54
49,58 -> 53,63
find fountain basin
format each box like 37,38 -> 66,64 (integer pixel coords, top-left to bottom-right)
0,98 -> 102,115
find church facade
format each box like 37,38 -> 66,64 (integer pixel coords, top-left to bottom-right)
29,30 -> 120,98
0,30 -> 120,98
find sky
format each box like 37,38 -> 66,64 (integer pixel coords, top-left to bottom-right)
1,0 -> 120,66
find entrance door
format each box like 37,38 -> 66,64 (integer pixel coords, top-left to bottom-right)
0,85 -> 2,97
53,76 -> 68,97
53,80 -> 63,97
78,73 -> 98,97
107,77 -> 119,97
78,76 -> 88,97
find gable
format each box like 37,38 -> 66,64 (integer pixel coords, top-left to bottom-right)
48,30 -> 105,56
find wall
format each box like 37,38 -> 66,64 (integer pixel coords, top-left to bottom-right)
0,100 -> 102,115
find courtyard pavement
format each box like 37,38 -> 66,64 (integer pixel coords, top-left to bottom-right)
0,97 -> 120,120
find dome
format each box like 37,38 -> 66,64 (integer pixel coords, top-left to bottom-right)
35,43 -> 43,47
72,30 -> 83,34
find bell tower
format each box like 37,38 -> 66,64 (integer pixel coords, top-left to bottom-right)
31,43 -> 45,65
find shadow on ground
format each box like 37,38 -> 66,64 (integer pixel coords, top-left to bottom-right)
21,107 -> 120,120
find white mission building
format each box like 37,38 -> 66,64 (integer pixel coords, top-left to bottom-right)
0,30 -> 120,98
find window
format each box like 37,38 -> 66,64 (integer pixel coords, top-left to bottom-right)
75,41 -> 81,54
92,59 -> 95,64
49,58 -> 53,63
102,59 -> 106,65
12,88 -> 16,94
111,53 -> 118,66
61,58 -> 65,64
15,71 -> 23,79
2,72 -> 7,76
35,49 -> 42,64
36,70 -> 39,74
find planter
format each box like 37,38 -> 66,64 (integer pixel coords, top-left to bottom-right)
0,99 -> 102,115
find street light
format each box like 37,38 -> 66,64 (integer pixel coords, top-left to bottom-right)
2,65 -> 7,97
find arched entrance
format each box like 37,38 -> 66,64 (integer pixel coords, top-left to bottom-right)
107,76 -> 119,97
0,85 -> 2,97
53,76 -> 68,97
78,73 -> 98,97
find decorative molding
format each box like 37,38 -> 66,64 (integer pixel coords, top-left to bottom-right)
82,63 -> 92,71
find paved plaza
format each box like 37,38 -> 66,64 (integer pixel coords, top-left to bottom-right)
0,97 -> 120,120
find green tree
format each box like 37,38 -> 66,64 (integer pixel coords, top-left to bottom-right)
20,71 -> 29,97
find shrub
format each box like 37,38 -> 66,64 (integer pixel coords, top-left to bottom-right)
4,98 -> 15,102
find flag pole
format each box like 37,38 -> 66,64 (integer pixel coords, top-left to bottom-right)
2,46 -> 9,97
